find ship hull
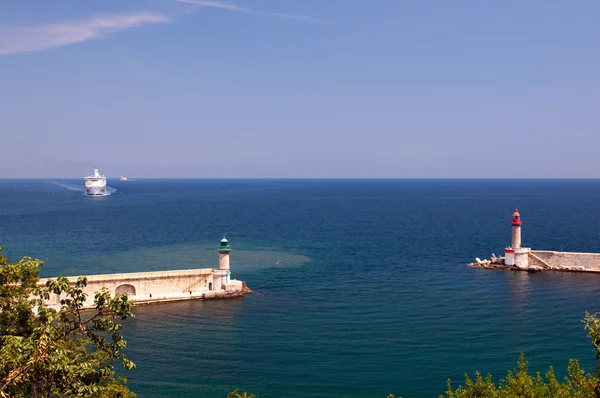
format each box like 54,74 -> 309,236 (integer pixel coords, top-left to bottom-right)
85,185 -> 107,196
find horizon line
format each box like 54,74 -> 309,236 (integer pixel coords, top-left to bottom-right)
2,177 -> 600,180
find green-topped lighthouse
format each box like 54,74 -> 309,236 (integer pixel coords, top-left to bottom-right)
218,236 -> 231,283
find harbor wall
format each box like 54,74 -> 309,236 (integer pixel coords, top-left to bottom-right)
39,268 -> 248,310
529,250 -> 600,271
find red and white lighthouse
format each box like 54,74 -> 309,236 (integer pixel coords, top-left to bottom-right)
511,209 -> 522,249
505,209 -> 524,266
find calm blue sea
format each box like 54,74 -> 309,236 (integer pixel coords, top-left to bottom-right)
2,179 -> 600,397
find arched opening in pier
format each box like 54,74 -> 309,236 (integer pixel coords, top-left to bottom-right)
115,284 -> 136,296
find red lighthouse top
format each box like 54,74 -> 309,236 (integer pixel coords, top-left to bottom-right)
511,209 -> 522,225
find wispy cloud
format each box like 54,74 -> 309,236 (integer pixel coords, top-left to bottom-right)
174,0 -> 325,24
0,13 -> 171,55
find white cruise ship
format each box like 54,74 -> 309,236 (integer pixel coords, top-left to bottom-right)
84,168 -> 107,196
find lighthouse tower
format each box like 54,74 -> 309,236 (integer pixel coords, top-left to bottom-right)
511,209 -> 522,249
505,209 -> 530,267
218,236 -> 231,284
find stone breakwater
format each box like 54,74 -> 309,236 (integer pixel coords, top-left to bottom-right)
470,210 -> 600,274
469,250 -> 600,273
39,268 -> 251,310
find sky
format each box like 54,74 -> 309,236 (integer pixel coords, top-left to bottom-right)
1,0 -> 599,178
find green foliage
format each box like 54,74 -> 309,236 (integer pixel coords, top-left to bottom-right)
228,388 -> 257,398
0,246 -> 136,397
441,314 -> 600,398
584,311 -> 600,396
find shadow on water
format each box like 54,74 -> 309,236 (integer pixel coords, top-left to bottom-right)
124,298 -> 248,396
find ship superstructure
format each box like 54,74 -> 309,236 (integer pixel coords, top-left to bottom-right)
84,168 -> 107,196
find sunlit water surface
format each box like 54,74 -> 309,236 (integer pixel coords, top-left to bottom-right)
2,179 -> 600,397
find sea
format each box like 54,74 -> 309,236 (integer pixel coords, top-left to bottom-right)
2,179 -> 600,398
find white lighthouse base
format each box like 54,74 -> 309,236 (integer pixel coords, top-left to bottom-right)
505,247 -> 531,268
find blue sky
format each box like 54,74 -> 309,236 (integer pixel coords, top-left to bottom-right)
1,0 -> 599,178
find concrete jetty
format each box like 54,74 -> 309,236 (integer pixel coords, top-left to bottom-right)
40,237 -> 250,310
469,210 -> 600,273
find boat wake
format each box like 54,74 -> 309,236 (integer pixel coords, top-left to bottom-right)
52,181 -> 85,192
52,182 -> 117,196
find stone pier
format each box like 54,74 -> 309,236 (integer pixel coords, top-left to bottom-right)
470,210 -> 600,273
39,237 -> 250,309
39,268 -> 249,310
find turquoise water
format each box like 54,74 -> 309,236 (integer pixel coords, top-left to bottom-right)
2,179 -> 600,397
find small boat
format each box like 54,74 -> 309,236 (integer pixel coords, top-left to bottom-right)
120,176 -> 128,181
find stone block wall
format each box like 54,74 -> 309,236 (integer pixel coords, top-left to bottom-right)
529,250 -> 600,271
39,268 -> 230,309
